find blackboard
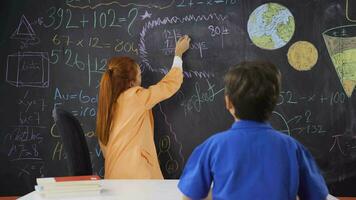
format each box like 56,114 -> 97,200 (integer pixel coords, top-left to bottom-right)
0,0 -> 356,196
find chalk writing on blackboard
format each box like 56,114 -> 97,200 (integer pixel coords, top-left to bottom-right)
161,28 -> 210,58
157,134 -> 180,174
277,90 -> 346,105
18,90 -> 47,113
11,15 -> 36,41
3,89 -> 47,179
42,7 -> 138,35
17,162 -> 45,178
139,13 -> 227,77
176,0 -> 237,8
330,134 -> 347,155
271,111 -> 291,135
65,0 -> 175,10
49,48 -> 106,86
54,88 -> 98,117
140,10 -> 152,20
270,110 -> 328,136
328,132 -> 356,171
10,15 -> 40,48
51,35 -> 138,54
157,104 -> 184,174
346,0 -> 356,22
6,52 -> 50,88
180,80 -> 224,115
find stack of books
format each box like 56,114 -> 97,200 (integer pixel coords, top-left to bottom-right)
35,175 -> 102,198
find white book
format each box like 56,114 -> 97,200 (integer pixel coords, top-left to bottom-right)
35,184 -> 102,192
36,189 -> 102,198
36,175 -> 101,187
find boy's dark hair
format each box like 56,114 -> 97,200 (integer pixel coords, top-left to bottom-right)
224,61 -> 281,122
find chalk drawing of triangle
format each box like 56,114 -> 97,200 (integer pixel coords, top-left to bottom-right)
11,15 -> 36,40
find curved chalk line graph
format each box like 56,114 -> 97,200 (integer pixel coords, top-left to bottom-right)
272,111 -> 291,136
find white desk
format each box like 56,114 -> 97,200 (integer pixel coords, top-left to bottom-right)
19,180 -> 181,200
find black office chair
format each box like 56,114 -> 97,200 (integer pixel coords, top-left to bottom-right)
52,107 -> 93,176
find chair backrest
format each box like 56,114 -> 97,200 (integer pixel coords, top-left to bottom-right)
52,107 -> 93,176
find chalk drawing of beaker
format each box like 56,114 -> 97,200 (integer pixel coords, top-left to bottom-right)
323,25 -> 356,97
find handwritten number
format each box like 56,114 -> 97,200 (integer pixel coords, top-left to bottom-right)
127,8 -> 138,36
66,9 -> 77,28
177,0 -> 186,7
286,91 -> 295,104
99,59 -> 107,71
54,8 -> 64,30
305,110 -> 311,123
74,54 -> 85,70
44,7 -> 56,28
50,49 -> 61,64
90,37 -> 100,48
99,12 -> 107,28
108,9 -> 121,28
64,49 -> 73,67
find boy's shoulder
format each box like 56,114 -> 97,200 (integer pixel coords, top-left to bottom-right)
205,129 -> 231,143
271,129 -> 302,146
195,130 -> 230,150
203,125 -> 302,150
200,128 -> 246,151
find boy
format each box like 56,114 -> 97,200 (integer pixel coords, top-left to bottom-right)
178,61 -> 330,200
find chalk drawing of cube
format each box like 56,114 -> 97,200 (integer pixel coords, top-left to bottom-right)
6,52 -> 50,88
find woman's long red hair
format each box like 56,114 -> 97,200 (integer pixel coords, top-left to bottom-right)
96,57 -> 138,145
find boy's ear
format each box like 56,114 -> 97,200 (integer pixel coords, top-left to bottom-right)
225,95 -> 232,110
225,95 -> 238,120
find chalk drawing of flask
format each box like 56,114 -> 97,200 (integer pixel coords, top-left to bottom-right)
322,25 -> 356,97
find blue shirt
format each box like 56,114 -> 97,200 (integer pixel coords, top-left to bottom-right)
178,120 -> 328,200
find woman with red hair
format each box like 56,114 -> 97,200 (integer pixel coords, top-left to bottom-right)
96,35 -> 190,179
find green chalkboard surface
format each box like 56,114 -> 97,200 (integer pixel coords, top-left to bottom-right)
0,0 -> 355,196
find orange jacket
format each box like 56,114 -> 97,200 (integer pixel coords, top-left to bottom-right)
100,67 -> 183,179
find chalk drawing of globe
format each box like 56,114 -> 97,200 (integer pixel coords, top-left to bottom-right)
247,3 -> 295,50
